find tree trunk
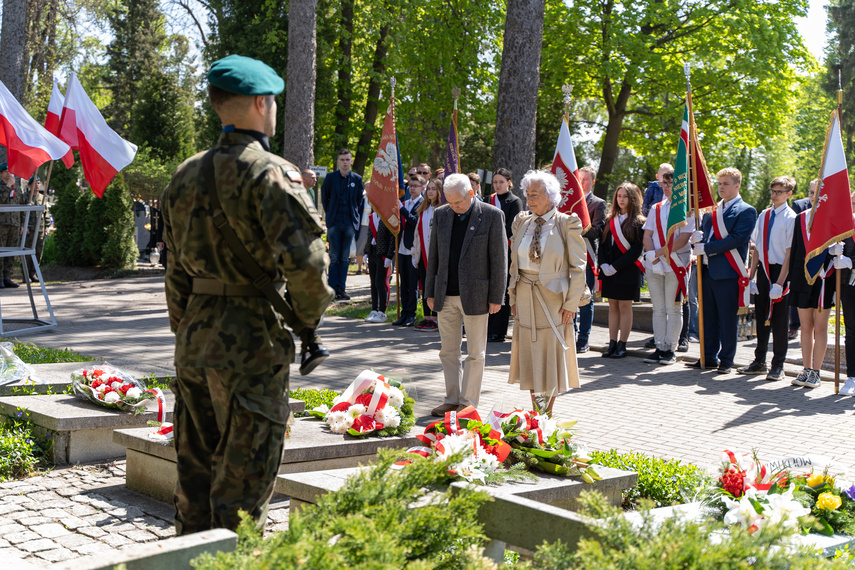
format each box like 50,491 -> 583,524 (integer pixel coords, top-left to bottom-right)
332,0 -> 354,159
0,0 -> 30,165
352,24 -> 391,177
593,80 -> 633,199
492,0 -> 545,195
282,0 -> 318,170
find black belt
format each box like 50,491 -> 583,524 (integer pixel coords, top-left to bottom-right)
191,278 -> 284,297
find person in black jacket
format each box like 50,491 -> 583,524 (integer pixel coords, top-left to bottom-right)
838,192 -> 855,395
393,175 -> 425,326
363,206 -> 397,323
487,167 -> 523,342
598,182 -> 645,358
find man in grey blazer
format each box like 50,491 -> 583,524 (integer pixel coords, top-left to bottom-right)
426,173 -> 508,416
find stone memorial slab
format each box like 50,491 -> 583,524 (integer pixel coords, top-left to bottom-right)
114,415 -> 411,502
0,393 -> 177,464
0,361 -> 176,396
277,463 -> 637,513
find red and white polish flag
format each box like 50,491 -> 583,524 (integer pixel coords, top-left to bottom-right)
58,72 -> 137,197
551,119 -> 590,231
0,79 -> 72,179
44,82 -> 74,168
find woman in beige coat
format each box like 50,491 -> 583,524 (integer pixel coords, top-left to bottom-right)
509,170 -> 587,414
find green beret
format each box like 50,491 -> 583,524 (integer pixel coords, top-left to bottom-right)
207,55 -> 284,96
0,163 -> 7,173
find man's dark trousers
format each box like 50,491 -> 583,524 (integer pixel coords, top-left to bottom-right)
702,266 -> 740,367
754,264 -> 788,368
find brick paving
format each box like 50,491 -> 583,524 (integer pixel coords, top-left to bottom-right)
0,272 -> 853,562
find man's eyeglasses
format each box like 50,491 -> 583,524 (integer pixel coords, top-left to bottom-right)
770,188 -> 791,196
417,171 -> 430,175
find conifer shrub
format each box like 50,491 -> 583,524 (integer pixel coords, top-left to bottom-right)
99,174 -> 138,269
192,449 -> 496,569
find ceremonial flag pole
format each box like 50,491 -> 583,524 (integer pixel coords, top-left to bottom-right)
393,78 -> 400,320
835,66 -> 844,395
685,64 -> 705,369
440,88 -> 461,204
552,85 -> 590,229
804,67 -> 853,394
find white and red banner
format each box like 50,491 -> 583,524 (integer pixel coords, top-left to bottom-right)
58,73 -> 137,197
805,109 -> 854,284
44,82 -> 74,168
0,79 -> 72,178
551,119 -> 590,231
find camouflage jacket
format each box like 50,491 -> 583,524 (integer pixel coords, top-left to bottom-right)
23,192 -> 48,232
0,181 -> 22,226
161,132 -> 334,372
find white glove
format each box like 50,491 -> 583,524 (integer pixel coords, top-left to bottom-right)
601,263 -> 617,277
770,283 -> 784,299
750,281 -> 759,295
644,251 -> 657,265
363,255 -> 369,264
835,255 -> 853,270
692,243 -> 705,256
412,257 -> 419,268
829,242 -> 844,256
689,230 -> 704,244
384,258 -> 392,269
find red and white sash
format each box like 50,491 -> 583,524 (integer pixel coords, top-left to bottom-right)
490,193 -> 499,208
757,208 -> 790,325
417,209 -> 430,267
609,216 -> 644,274
369,212 -> 379,245
652,202 -> 688,301
801,211 -> 835,308
712,203 -> 751,308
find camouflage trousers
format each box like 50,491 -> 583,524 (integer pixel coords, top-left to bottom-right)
0,224 -> 19,279
172,365 -> 291,536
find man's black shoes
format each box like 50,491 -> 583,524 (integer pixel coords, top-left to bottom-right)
300,342 -> 329,376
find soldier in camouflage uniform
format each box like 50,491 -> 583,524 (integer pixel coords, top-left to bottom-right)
0,163 -> 22,288
160,55 -> 334,535
24,176 -> 47,282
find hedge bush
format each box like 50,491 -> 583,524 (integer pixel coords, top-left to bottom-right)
590,449 -> 709,508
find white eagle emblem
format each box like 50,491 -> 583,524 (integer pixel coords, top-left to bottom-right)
554,166 -> 572,207
373,143 -> 398,178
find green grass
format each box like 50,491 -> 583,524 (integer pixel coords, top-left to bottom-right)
325,300 -> 426,323
3,340 -> 94,364
0,408 -> 50,481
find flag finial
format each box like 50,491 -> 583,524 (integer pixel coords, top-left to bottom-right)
390,76 -> 396,89
452,87 -> 461,111
562,84 -> 573,122
684,62 -> 692,94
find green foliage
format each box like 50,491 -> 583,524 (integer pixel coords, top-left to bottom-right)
192,449 -> 494,569
290,387 -> 338,416
7,340 -> 93,364
122,145 -> 182,201
40,233 -> 57,267
99,174 -> 139,270
590,449 -> 709,508
0,408 -> 49,481
825,0 -> 855,152
51,173 -> 138,269
140,372 -> 172,391
540,0 -> 816,196
527,491 -> 851,570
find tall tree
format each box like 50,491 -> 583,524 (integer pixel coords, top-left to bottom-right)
541,0 -> 813,198
105,0 -> 166,136
492,0 -> 545,193
826,0 -> 855,151
282,0 -> 318,170
352,22 -> 391,176
332,0 -> 354,156
0,0 -> 30,165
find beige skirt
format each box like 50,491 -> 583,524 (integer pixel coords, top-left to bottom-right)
509,270 -> 580,393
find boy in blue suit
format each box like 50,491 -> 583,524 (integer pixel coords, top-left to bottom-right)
687,167 -> 758,373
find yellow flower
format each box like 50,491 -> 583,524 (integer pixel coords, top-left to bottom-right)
817,492 -> 842,511
807,473 -> 834,487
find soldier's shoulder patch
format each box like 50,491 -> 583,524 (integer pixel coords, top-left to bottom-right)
286,170 -> 302,183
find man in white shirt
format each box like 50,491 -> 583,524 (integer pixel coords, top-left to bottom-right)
394,176 -> 425,326
738,176 -> 796,380
641,175 -> 694,365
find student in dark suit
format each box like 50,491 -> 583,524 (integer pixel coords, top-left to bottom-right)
598,182 -> 645,359
575,166 -> 607,353
688,167 -> 757,373
487,167 -> 523,342
425,174 -> 508,416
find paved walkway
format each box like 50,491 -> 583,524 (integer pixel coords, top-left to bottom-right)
1,273 -> 854,563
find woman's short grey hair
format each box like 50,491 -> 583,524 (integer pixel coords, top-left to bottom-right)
443,173 -> 471,198
520,170 -> 562,208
